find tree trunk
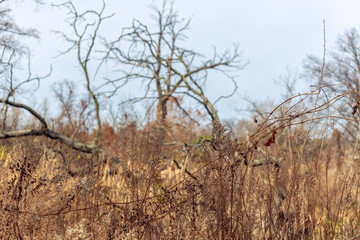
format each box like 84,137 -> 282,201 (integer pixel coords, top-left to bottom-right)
155,96 -> 169,142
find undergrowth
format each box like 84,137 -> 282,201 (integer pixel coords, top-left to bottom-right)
0,115 -> 359,239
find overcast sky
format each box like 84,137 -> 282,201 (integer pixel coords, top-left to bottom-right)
7,0 -> 360,120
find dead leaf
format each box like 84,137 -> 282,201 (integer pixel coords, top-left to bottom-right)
264,130 -> 277,146
353,98 -> 360,115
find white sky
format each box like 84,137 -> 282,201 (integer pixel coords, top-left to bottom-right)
7,0 -> 360,120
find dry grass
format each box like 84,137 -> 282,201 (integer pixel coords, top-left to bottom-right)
0,114 -> 360,240
1,76 -> 360,239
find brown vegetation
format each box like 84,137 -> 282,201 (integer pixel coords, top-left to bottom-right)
1,93 -> 360,239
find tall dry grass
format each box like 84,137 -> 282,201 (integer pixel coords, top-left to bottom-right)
1,76 -> 360,239
0,110 -> 359,239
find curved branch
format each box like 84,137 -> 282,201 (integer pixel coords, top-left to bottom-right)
0,99 -> 47,129
0,128 -> 96,153
0,99 -> 97,153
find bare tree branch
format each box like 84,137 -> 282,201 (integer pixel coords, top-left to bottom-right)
53,0 -> 114,147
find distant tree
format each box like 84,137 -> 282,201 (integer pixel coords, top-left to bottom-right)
52,80 -> 92,140
0,1 -> 108,153
303,28 -> 360,141
0,1 -> 38,51
51,0 -> 114,148
0,1 -> 43,132
105,1 -> 244,140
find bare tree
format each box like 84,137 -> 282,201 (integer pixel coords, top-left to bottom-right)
52,80 -> 91,140
0,1 -> 40,129
105,1 -> 244,140
0,1 -> 110,153
52,0 -> 114,147
0,1 -> 41,128
303,28 -> 360,141
0,2 -> 38,52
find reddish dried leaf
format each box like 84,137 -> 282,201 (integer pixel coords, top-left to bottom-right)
353,98 -> 360,115
264,130 -> 277,146
352,105 -> 358,115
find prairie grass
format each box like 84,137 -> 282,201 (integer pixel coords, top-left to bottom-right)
0,114 -> 359,240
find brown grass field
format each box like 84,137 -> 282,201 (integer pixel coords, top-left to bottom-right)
1,101 -> 360,240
